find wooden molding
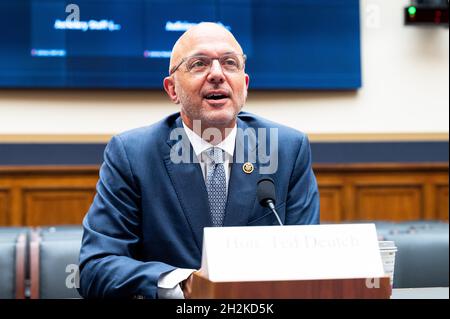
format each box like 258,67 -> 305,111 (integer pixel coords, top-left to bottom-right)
0,162 -> 448,174
191,273 -> 392,299
0,163 -> 448,226
0,135 -> 112,143
0,165 -> 100,175
308,133 -> 449,142
315,163 -> 448,222
0,188 -> 11,225
313,162 -> 449,172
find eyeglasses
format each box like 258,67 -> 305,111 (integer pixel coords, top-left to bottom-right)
169,53 -> 246,75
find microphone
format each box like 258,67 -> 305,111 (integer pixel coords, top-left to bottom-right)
257,178 -> 283,226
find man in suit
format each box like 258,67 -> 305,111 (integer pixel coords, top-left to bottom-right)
78,22 -> 319,299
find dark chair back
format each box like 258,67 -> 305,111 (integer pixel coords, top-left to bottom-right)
30,227 -> 83,299
0,229 -> 26,299
377,221 -> 449,288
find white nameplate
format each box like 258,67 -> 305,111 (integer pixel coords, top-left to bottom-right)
200,224 -> 384,282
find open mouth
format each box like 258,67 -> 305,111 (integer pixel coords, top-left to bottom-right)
205,94 -> 228,100
204,91 -> 230,101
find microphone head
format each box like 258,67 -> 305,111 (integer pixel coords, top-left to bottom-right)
257,178 -> 276,207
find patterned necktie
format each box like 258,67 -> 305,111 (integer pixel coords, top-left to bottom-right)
205,147 -> 227,227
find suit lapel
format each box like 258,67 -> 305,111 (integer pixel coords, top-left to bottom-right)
163,116 -> 211,252
223,118 -> 259,226
163,115 -> 261,250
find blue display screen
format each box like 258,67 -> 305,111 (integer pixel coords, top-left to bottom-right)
0,0 -> 361,89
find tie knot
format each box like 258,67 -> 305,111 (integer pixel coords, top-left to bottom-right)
206,147 -> 224,164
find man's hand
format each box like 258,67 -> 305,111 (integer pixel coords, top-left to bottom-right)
181,273 -> 194,299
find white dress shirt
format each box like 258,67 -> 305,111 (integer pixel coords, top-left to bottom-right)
183,121 -> 237,188
157,122 -> 237,299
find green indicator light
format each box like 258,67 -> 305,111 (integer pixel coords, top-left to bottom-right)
408,6 -> 417,16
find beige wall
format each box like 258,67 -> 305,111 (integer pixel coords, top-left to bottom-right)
0,0 -> 448,139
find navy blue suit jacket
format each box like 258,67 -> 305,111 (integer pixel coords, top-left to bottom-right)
78,112 -> 319,298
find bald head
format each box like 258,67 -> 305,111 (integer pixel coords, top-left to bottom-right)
169,22 -> 244,74
163,22 -> 249,136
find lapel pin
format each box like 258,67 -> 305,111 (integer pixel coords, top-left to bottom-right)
242,162 -> 254,174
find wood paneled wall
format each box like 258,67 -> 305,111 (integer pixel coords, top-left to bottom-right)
0,167 -> 98,226
0,163 -> 448,226
316,163 -> 449,222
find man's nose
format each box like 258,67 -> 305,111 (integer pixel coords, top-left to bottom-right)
206,60 -> 225,84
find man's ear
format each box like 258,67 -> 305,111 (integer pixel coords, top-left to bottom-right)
243,73 -> 250,100
163,76 -> 180,104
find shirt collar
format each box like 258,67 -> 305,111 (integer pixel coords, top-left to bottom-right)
182,121 -> 237,158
